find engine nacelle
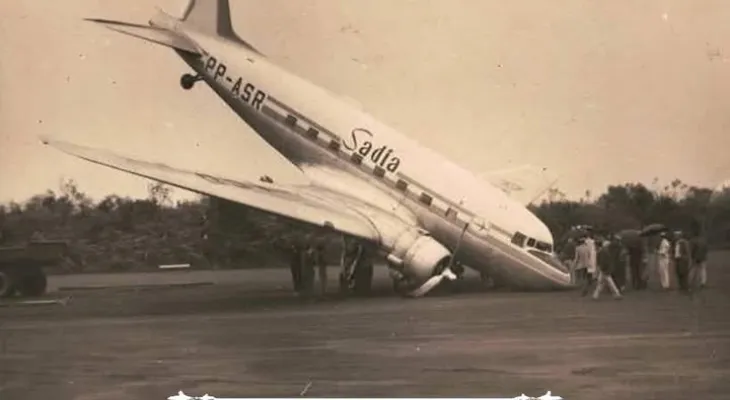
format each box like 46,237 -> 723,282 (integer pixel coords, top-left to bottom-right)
385,228 -> 452,282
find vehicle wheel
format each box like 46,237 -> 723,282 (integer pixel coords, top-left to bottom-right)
0,269 -> 16,298
180,74 -> 197,90
18,268 -> 47,297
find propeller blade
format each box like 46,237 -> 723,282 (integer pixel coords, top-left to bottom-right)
407,268 -> 457,298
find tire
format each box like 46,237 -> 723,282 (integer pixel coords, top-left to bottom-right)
18,268 -> 47,297
0,269 -> 16,298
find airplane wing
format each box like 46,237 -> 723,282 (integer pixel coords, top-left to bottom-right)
41,137 -> 382,242
481,165 -> 559,206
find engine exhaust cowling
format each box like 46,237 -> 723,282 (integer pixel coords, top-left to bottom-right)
386,228 -> 452,284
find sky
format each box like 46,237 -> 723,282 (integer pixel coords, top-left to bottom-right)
2,0 -> 730,205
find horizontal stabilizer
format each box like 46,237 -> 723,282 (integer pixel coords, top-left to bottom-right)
482,165 -> 559,205
40,136 -> 381,242
84,18 -> 201,54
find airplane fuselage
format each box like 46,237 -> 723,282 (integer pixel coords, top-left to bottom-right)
178,32 -> 571,290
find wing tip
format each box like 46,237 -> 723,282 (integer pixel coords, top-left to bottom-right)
83,17 -> 112,24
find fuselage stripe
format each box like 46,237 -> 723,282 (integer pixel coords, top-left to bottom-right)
237,82 -> 518,247
257,95 -> 524,242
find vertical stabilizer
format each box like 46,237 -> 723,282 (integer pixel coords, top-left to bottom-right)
180,0 -> 237,39
178,0 -> 262,54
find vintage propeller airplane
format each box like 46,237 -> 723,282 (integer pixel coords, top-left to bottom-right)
42,0 -> 572,297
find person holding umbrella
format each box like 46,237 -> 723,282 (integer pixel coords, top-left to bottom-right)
619,229 -> 645,290
617,229 -> 641,290
689,232 -> 709,290
673,230 -> 692,292
639,224 -> 669,290
656,231 -> 672,290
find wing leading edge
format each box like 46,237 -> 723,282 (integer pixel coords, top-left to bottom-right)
41,136 -> 382,242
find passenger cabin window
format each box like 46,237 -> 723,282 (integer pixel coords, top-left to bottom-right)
351,153 -> 363,165
511,232 -> 527,247
419,193 -> 433,206
373,166 -> 386,178
306,128 -> 319,139
328,140 -> 341,151
395,179 -> 408,191
284,115 -> 297,126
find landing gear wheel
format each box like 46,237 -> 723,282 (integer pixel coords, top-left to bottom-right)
180,73 -> 200,90
17,267 -> 47,297
0,269 -> 17,298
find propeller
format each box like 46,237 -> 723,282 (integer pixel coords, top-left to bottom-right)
406,223 -> 469,298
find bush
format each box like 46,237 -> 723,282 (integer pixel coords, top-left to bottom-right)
1,178 -> 728,273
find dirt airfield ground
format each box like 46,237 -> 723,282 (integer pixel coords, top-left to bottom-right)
0,254 -> 728,400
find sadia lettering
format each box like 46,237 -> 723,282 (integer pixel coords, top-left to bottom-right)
343,128 -> 401,173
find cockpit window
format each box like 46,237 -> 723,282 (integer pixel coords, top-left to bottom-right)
536,241 -> 553,253
513,232 -> 553,254
511,232 -> 527,247
528,249 -> 569,273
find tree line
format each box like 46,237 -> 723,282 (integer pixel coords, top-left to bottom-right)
1,178 -> 728,273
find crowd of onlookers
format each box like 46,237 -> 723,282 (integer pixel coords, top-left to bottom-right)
285,226 -> 711,300
559,227 -> 709,300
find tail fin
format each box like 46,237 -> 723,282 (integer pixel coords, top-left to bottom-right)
178,0 -> 262,54
180,0 -> 237,39
86,1 -> 261,56
84,17 -> 201,54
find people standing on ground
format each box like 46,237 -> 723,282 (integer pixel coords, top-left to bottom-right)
673,231 -> 692,292
657,232 -> 672,290
689,232 -> 709,290
289,242 -> 303,295
585,233 -> 599,295
593,235 -> 623,300
611,237 -> 628,291
300,243 -> 316,298
627,241 -> 645,290
314,242 -> 328,296
584,231 -> 597,279
573,237 -> 593,296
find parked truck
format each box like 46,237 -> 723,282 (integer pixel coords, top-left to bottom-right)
0,240 -> 68,298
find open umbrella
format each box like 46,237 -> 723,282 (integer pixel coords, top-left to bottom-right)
639,223 -> 668,237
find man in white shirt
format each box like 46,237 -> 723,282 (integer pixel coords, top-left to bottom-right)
584,234 -> 598,278
574,237 -> 594,296
657,232 -> 671,290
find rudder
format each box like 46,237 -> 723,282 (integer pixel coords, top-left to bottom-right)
180,0 -> 238,40
178,0 -> 262,54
